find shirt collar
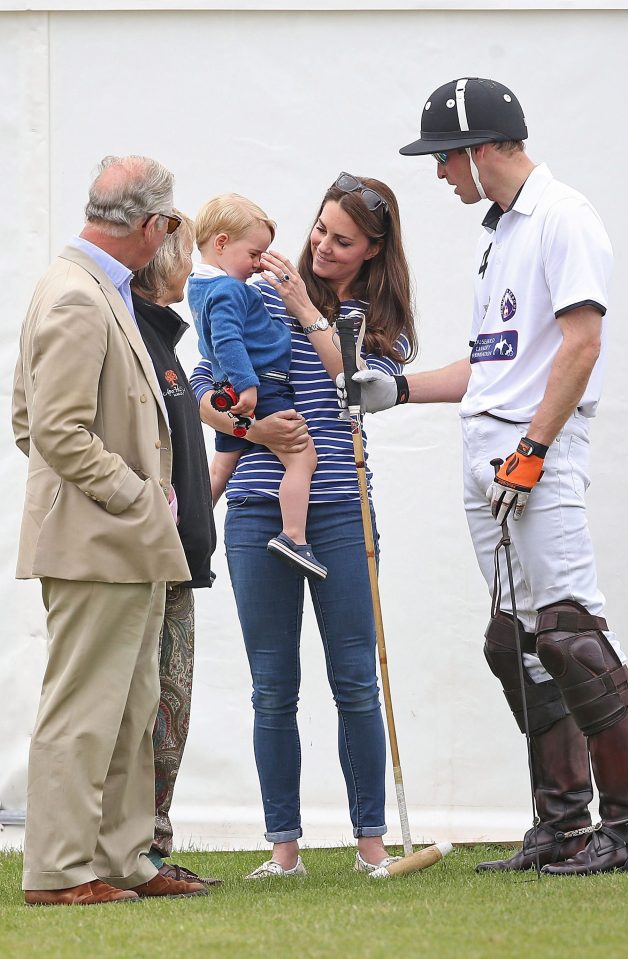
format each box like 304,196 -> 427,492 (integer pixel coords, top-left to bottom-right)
191,262 -> 226,279
70,235 -> 133,291
481,163 -> 553,232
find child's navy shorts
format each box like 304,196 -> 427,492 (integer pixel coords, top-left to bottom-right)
215,375 -> 295,454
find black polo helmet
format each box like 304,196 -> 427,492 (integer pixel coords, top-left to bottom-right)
400,77 -> 527,156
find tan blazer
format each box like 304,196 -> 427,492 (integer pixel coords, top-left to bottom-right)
13,245 -> 191,584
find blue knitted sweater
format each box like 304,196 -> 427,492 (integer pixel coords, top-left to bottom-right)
188,274 -> 291,392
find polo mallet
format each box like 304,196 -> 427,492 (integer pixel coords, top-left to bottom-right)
490,458 -> 541,880
369,841 -> 453,879
337,313 -> 452,875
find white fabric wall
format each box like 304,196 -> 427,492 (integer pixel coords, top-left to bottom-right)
2,2 -> 627,851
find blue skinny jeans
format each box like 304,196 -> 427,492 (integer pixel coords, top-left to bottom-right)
225,497 -> 387,843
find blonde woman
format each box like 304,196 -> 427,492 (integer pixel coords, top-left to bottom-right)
131,213 -> 218,885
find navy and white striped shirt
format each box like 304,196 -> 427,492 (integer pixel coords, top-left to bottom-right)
190,282 -> 407,504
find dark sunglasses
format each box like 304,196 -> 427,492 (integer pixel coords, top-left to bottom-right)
432,149 -> 468,165
333,172 -> 389,213
143,211 -> 182,234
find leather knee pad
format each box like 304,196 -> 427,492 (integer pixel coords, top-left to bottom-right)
536,600 -> 628,736
484,611 -> 568,736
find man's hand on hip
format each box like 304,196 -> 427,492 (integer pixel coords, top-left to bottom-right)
489,436 -> 548,524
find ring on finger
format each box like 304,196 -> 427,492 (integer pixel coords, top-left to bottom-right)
282,273 -> 290,282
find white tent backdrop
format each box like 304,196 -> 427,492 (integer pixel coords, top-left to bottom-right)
2,1 -> 627,852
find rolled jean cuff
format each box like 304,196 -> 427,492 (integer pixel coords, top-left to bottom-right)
264,827 -> 303,843
353,825 -> 387,839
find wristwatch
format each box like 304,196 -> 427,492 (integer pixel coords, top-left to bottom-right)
302,315 -> 330,335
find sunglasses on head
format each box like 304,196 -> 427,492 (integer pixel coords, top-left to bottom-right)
143,211 -> 182,234
333,172 -> 389,213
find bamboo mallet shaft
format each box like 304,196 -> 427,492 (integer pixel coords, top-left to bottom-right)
368,842 -> 454,879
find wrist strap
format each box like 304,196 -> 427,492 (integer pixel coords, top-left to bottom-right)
394,375 -> 409,405
518,435 -> 549,459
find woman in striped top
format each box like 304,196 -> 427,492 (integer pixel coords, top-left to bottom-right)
191,173 -> 417,878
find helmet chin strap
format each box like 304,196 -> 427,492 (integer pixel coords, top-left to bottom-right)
466,148 -> 487,200
455,78 -> 487,201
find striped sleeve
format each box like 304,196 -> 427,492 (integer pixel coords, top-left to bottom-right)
189,357 -> 214,403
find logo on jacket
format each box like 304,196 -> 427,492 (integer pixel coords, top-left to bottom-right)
500,289 -> 517,322
163,370 -> 184,398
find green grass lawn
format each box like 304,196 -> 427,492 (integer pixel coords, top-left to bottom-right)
1,845 -> 627,959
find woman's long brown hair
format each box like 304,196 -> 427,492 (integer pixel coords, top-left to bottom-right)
297,177 -> 417,364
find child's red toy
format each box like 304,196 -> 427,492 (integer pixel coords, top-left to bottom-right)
210,380 -> 254,436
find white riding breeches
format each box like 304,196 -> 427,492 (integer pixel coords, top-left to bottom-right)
462,410 -> 625,683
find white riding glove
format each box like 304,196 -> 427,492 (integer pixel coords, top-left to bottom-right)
335,369 -> 409,416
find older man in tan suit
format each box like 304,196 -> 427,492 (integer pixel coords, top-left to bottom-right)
13,156 -> 207,905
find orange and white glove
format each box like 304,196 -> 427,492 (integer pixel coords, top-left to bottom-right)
489,436 -> 548,524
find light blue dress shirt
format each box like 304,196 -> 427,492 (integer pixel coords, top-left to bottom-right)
70,235 -> 136,320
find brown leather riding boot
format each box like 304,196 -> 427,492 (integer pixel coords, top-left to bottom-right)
543,710 -> 628,875
476,714 -> 592,871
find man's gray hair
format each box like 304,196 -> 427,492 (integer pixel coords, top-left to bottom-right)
85,155 -> 174,236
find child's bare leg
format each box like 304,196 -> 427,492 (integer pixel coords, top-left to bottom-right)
266,438 -> 326,580
210,450 -> 242,506
272,438 -> 317,544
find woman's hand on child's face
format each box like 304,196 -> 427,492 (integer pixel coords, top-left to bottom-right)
231,385 -> 257,417
260,251 -> 315,321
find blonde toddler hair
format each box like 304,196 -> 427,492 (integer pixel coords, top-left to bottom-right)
195,193 -> 276,251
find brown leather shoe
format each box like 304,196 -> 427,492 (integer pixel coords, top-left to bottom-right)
158,862 -> 223,886
25,880 -> 139,906
132,872 -> 207,898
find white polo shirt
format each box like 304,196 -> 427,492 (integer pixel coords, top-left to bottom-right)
460,163 -> 613,421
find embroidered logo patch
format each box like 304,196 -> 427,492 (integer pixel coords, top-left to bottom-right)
163,369 -> 184,398
470,330 -> 518,363
500,289 -> 517,322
